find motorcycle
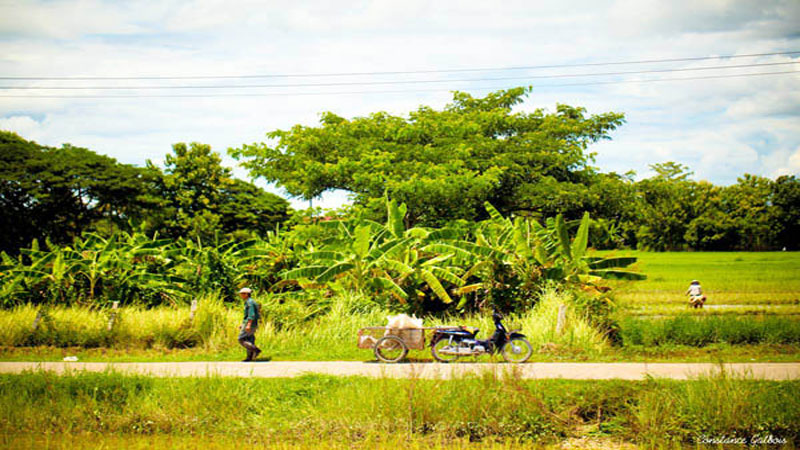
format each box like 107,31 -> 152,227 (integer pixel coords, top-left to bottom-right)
430,310 -> 533,363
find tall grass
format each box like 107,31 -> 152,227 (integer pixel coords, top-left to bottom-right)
0,370 -> 797,445
620,315 -> 800,346
0,289 -> 608,359
0,294 -> 238,350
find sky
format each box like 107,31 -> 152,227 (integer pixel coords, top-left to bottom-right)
1,0 -> 798,210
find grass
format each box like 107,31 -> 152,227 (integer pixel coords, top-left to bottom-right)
1,288 -> 799,362
0,289 -> 612,362
0,369 -> 797,447
625,303 -> 800,317
619,315 -> 800,347
595,251 -> 800,306
0,434 -> 565,450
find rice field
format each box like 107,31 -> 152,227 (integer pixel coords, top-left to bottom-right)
595,251 -> 800,307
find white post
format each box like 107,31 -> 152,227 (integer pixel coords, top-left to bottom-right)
189,299 -> 198,323
107,301 -> 120,331
556,304 -> 567,335
31,309 -> 44,331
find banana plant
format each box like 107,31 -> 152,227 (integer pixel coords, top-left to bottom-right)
451,204 -> 645,308
16,239 -> 84,303
282,223 -> 409,300
174,235 -> 269,301
283,199 -> 468,305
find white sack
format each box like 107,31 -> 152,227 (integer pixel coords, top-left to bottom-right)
386,313 -> 423,329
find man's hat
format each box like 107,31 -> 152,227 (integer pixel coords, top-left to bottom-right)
238,287 -> 252,294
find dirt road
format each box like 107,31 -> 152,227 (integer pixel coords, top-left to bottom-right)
1,361 -> 798,379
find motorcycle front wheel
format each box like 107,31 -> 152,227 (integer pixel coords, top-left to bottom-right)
501,337 -> 533,363
431,338 -> 460,363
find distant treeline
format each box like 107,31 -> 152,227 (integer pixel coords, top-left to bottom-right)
0,132 -> 290,254
3,86 -> 799,254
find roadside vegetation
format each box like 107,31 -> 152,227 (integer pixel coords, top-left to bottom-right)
0,370 -> 797,447
2,286 -> 798,363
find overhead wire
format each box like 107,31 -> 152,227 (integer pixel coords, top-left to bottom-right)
1,50 -> 798,80
0,61 -> 796,91
1,70 -> 796,98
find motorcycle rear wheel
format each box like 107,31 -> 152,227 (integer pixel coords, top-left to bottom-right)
374,336 -> 408,363
501,337 -> 532,363
431,337 -> 460,363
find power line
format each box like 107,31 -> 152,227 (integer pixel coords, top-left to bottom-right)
1,70 -> 795,99
1,62 -> 796,90
1,50 -> 798,81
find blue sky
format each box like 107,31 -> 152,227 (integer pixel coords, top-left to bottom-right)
1,0 -> 798,210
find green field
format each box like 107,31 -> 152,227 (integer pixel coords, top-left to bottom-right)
598,251 -> 800,306
0,370 -> 797,448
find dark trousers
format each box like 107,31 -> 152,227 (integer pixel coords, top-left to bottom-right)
238,329 -> 260,360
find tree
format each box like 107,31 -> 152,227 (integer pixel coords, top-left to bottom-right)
635,162 -> 696,250
684,181 -> 737,250
0,132 -> 155,253
772,175 -> 800,250
231,87 -> 624,226
147,142 -> 290,241
721,174 -> 776,250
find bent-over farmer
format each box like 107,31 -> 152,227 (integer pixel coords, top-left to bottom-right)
686,280 -> 707,309
238,287 -> 261,361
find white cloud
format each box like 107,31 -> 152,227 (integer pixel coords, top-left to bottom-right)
0,0 -> 145,39
766,146 -> 800,177
0,115 -> 42,139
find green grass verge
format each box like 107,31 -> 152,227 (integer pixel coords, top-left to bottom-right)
0,370 -> 797,447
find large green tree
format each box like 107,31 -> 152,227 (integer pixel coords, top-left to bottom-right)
231,87 -> 624,226
0,131 -> 155,253
772,175 -> 800,250
0,133 -> 291,253
147,142 -> 291,241
635,162 -> 696,251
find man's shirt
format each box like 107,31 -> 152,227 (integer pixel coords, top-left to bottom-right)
241,298 -> 259,328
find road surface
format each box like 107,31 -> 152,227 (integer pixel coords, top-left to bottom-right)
0,361 -> 798,380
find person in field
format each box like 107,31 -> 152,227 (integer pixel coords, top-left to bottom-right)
686,280 -> 707,308
237,287 -> 261,361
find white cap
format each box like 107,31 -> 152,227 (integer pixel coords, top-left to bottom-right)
238,287 -> 252,294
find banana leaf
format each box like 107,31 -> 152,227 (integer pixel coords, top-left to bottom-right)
420,269 -> 452,303
587,257 -> 638,269
589,269 -> 647,280
282,265 -> 329,280
317,262 -> 356,282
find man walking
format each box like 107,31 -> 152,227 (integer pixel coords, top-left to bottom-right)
237,287 -> 261,361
